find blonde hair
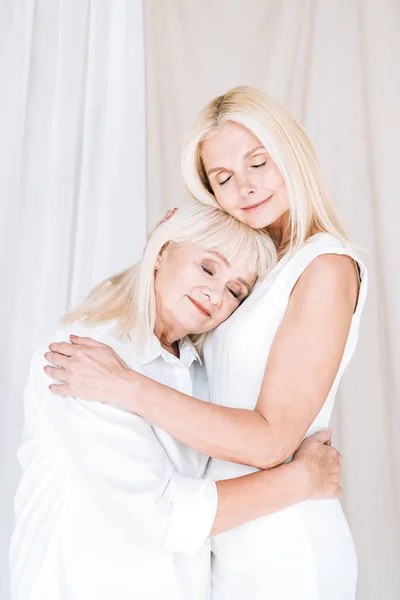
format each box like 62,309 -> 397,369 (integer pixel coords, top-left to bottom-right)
182,86 -> 351,255
63,201 -> 277,352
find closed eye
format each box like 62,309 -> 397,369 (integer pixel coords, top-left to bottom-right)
252,161 -> 266,169
201,265 -> 214,276
227,288 -> 243,301
219,175 -> 232,186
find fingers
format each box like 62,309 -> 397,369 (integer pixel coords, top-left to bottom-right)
165,207 -> 178,219
69,335 -> 104,347
48,341 -> 75,356
329,445 -> 341,461
48,338 -> 105,356
44,351 -> 69,369
49,383 -> 70,396
157,208 -> 178,227
309,428 -> 332,445
44,365 -> 68,382
148,208 -> 179,241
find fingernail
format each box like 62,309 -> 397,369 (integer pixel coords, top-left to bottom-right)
70,335 -> 78,339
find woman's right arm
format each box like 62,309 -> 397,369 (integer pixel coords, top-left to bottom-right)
213,429 -> 340,536
30,351 -> 340,554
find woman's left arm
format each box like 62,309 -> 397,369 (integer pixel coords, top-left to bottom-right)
46,254 -> 358,470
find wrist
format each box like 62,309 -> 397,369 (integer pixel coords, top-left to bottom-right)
285,461 -> 311,502
119,368 -> 142,412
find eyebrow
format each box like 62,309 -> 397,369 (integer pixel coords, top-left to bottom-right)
206,145 -> 266,176
208,250 -> 231,267
207,251 -> 252,292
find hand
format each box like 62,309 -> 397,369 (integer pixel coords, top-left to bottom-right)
293,429 -> 342,500
147,207 -> 178,241
44,336 -> 138,406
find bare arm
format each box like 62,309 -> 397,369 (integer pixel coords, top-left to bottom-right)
46,255 -> 358,470
116,255 -> 359,468
213,429 -> 341,535
29,351 -> 340,555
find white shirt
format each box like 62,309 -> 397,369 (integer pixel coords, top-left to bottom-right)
10,321 -> 217,600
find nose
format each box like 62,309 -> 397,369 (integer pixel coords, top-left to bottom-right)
238,174 -> 256,199
201,285 -> 223,307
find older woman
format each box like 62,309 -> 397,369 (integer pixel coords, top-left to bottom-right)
10,202 -> 340,600
46,87 -> 367,600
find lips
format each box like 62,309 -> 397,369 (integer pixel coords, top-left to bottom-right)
187,296 -> 211,317
242,195 -> 272,211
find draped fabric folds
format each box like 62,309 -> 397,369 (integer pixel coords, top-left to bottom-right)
0,2 -> 146,597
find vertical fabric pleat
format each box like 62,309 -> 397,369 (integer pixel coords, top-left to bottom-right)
0,2 -> 147,598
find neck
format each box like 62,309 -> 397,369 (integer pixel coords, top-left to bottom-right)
154,318 -> 184,358
268,211 -> 321,256
267,211 -> 291,253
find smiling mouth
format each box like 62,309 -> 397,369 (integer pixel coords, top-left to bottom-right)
242,196 -> 273,211
187,296 -> 211,317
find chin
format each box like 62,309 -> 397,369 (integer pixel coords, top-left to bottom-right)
179,316 -> 209,337
248,206 -> 288,230
244,216 -> 270,229
243,212 -> 277,229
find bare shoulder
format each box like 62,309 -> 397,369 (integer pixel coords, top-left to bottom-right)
301,253 -> 358,285
291,253 -> 359,310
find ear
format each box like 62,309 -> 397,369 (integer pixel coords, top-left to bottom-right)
157,241 -> 173,265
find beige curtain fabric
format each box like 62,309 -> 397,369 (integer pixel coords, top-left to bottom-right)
144,1 -> 400,598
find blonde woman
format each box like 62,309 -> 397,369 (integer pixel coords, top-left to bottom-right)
11,202 -> 340,600
46,88 -> 367,600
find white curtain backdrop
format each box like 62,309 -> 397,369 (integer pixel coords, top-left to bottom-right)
0,1 -> 146,597
1,1 -> 399,599
143,1 -> 400,599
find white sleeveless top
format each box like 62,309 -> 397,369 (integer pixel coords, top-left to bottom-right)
204,233 -> 368,600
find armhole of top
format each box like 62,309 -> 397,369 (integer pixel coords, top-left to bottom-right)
352,259 -> 362,313
282,245 -> 367,318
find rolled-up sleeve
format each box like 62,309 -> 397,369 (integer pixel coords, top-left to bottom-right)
163,472 -> 218,553
30,350 -> 218,555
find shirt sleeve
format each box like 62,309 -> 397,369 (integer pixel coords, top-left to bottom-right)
30,350 -> 218,555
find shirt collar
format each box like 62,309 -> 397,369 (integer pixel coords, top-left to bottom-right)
138,334 -> 202,368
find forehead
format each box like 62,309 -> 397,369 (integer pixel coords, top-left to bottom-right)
201,121 -> 263,165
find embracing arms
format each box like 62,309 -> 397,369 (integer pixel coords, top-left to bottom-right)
46,254 -> 358,470
136,253 -> 358,469
29,352 -> 340,555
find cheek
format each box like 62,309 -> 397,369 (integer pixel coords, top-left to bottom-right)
213,187 -> 242,216
176,264 -> 206,296
155,265 -> 184,303
265,168 -> 289,209
154,275 -> 172,305
271,168 -> 287,194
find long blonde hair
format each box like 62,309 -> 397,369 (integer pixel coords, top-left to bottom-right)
182,86 -> 351,255
63,201 -> 277,351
